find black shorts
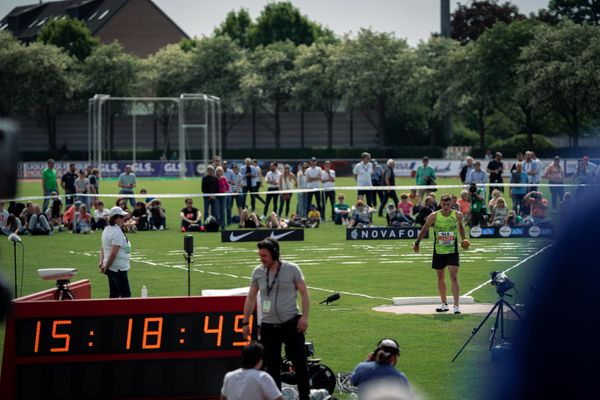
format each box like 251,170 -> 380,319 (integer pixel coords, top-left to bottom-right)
432,252 -> 459,270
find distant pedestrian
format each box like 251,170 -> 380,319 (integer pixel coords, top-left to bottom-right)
117,165 -> 137,208
41,159 -> 58,212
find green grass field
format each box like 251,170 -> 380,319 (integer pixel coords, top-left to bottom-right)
0,177 -> 553,399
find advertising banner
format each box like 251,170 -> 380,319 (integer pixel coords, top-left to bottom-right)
345,227 -> 428,240
469,225 -> 554,238
221,229 -> 305,243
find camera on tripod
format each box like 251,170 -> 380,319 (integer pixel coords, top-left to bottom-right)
490,271 -> 515,297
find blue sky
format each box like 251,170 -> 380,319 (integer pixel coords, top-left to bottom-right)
1,0 -> 550,46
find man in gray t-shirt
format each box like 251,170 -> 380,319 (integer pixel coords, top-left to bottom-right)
242,238 -> 310,400
117,165 -> 137,208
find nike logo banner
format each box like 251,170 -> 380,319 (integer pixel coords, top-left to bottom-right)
346,227 -> 428,240
222,229 -> 305,242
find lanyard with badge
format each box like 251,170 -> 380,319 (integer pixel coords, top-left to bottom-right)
262,262 -> 281,313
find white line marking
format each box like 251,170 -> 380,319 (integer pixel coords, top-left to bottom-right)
463,243 -> 554,297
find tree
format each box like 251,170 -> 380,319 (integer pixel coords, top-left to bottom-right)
37,16 -> 99,61
9,43 -> 74,150
240,41 -> 297,148
409,37 -> 464,146
141,44 -> 192,154
518,21 -> 600,146
549,0 -> 600,25
188,36 -> 246,149
214,8 -> 254,49
451,1 -> 525,44
334,29 -> 413,146
473,20 -> 541,147
0,31 -> 23,116
292,42 -> 342,149
79,43 -> 140,150
250,2 -> 334,47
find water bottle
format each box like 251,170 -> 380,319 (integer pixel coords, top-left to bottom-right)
141,285 -> 148,298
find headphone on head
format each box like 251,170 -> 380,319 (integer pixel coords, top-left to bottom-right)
259,238 -> 280,261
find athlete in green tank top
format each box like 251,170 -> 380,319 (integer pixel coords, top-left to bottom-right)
433,210 -> 459,255
413,194 -> 470,314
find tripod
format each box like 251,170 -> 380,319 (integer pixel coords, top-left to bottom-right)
451,294 -> 522,362
56,279 -> 75,301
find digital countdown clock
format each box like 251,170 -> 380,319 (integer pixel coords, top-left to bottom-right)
0,280 -> 257,399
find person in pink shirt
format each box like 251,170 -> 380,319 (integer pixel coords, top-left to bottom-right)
397,193 -> 413,217
216,166 -> 231,230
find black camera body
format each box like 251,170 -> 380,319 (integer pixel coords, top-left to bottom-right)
469,183 -> 477,194
491,271 -> 515,297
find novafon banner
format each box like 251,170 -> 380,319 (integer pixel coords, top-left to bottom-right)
469,225 -> 554,238
345,227 -> 428,240
222,229 -> 304,243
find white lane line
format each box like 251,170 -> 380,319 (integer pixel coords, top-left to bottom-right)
463,243 -> 554,297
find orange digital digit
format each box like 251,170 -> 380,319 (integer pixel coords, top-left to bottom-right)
142,317 -> 163,349
126,318 -> 133,350
34,321 -> 41,353
203,315 -> 223,347
233,314 -> 253,347
50,320 -> 72,353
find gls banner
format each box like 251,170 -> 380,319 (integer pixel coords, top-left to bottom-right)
346,227 -> 428,240
222,229 -> 305,243
469,225 -> 554,239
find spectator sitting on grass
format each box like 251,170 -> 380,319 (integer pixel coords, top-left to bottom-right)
523,191 -> 550,226
19,202 -> 34,230
386,203 -> 412,226
488,189 -> 502,212
307,204 -> 321,228
266,212 -> 288,229
288,213 -> 307,228
2,214 -> 24,236
75,204 -> 92,234
148,199 -> 166,230
46,191 -> 63,230
507,210 -> 524,226
28,204 -> 52,235
180,198 -> 202,232
490,198 -> 509,226
415,196 -> 436,226
239,208 -> 263,229
451,194 -> 460,212
348,199 -> 373,228
334,193 -> 350,225
62,200 -> 81,231
92,201 -> 109,230
131,201 -> 149,231
397,193 -> 413,218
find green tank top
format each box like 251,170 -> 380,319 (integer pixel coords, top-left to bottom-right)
433,210 -> 458,255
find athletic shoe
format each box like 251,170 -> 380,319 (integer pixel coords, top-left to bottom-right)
181,227 -> 186,232
436,303 -> 449,312
159,225 -> 164,231
453,305 -> 461,314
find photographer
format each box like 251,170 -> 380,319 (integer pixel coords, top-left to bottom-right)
351,338 -> 411,397
468,183 -> 486,227
523,191 -> 550,226
465,161 -> 488,199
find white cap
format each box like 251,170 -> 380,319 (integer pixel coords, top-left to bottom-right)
109,206 -> 128,218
